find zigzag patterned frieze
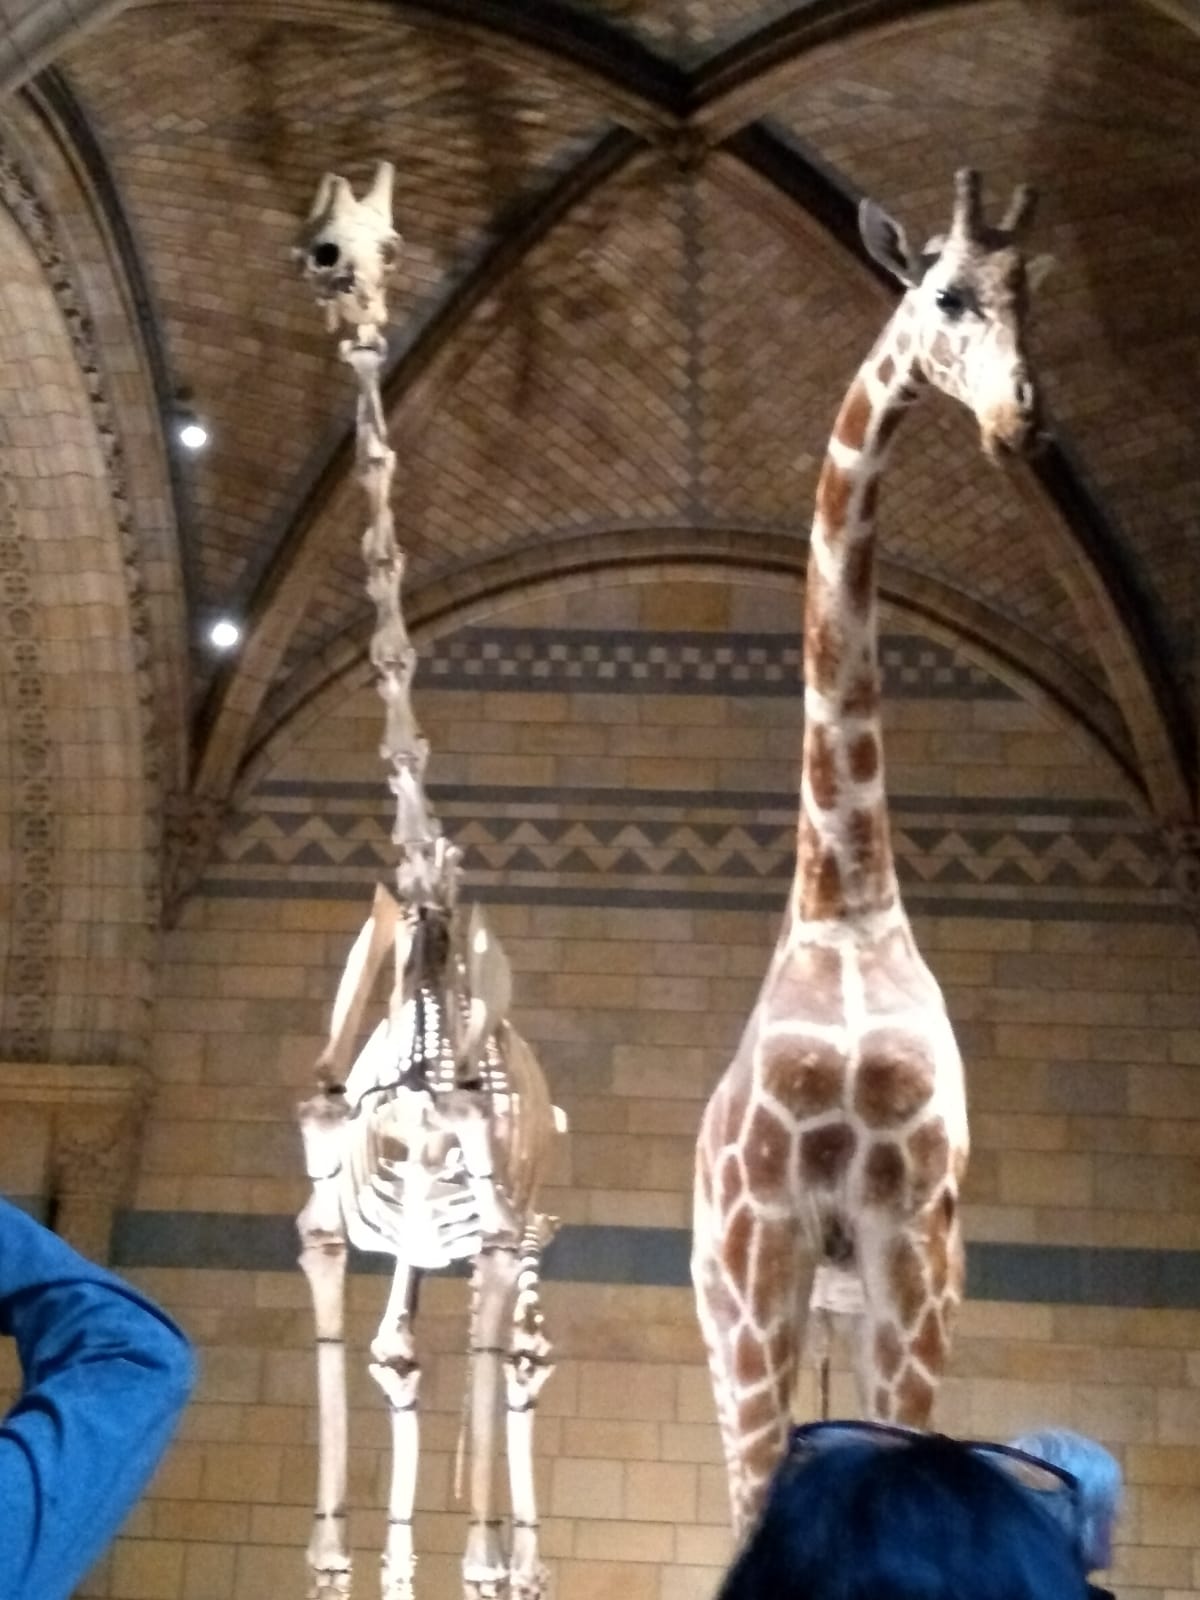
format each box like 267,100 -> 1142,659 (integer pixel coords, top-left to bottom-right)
207,786 -> 1178,919
421,627 -> 1013,699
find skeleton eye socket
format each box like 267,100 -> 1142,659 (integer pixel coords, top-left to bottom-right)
312,240 -> 341,269
935,285 -> 968,318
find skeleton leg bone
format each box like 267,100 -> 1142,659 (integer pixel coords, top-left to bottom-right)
370,1260 -> 422,1600
464,1242 -> 521,1600
298,1094 -> 354,1599
505,1223 -> 556,1600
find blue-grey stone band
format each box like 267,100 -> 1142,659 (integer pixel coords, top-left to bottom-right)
109,1212 -> 1200,1309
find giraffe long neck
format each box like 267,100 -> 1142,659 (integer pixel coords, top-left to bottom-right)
793,311 -> 919,925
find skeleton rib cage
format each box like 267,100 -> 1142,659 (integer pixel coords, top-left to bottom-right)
299,884 -> 564,1600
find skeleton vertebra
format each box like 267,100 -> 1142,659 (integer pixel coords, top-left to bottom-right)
294,162 -> 566,1600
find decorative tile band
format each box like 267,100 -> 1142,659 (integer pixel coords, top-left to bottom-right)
204,784 -> 1179,922
110,1211 -> 1200,1310
421,627 -> 1014,700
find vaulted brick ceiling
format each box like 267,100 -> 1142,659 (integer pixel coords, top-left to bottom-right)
35,0 -> 1200,823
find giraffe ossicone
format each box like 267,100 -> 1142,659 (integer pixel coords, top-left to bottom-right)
691,167 -> 1048,1538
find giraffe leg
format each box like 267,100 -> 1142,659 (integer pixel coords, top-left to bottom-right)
692,1164 -> 816,1539
369,1260 -> 421,1600
854,1190 -> 964,1427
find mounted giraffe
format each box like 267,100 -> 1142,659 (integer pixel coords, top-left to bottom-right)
692,168 -> 1048,1536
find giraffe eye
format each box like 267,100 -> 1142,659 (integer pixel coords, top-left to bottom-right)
935,285 -> 968,319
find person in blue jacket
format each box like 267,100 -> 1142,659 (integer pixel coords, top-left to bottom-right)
0,1195 -> 194,1600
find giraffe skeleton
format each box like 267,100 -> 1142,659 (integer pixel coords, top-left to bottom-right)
692,168 -> 1046,1537
293,163 -> 565,1600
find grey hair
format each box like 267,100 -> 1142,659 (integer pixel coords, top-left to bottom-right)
1010,1428 -> 1122,1571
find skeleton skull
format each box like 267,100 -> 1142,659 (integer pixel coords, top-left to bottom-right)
296,161 -> 401,332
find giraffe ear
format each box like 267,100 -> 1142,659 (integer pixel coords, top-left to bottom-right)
859,198 -> 924,287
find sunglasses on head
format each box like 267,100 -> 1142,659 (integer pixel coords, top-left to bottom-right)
786,1420 -> 1082,1549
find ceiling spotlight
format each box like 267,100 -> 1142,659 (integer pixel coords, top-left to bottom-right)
177,413 -> 209,451
173,392 -> 210,452
209,618 -> 241,651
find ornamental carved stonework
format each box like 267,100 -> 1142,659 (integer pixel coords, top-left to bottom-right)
0,1064 -> 146,1262
0,136 -> 162,936
162,789 -> 228,925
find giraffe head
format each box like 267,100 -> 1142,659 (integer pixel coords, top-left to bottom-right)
859,169 -> 1049,458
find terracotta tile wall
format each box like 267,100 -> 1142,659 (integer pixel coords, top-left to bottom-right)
3,576 -> 1199,1599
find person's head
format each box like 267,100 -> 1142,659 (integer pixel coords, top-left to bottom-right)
717,1423 -> 1088,1600
1010,1428 -> 1122,1573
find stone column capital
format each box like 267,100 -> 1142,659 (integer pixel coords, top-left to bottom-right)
0,1063 -> 148,1260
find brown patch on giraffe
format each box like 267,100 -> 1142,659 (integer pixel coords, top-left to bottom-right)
796,822 -> 845,920
744,1105 -> 792,1202
722,1204 -> 755,1282
765,943 -> 845,1028
843,664 -> 879,716
872,1384 -> 892,1419
807,721 -> 839,812
926,1209 -> 949,1295
805,616 -> 843,696
853,1031 -> 936,1128
717,1150 -> 744,1213
735,1326 -> 769,1387
847,807 -> 887,890
816,460 -> 852,530
908,1118 -> 951,1203
836,380 -> 872,452
926,1195 -> 963,1302
849,732 -> 879,784
761,1035 -> 845,1117
874,1321 -> 904,1381
845,537 -> 875,617
809,851 -> 844,919
888,1235 -> 927,1327
799,1123 -> 856,1188
911,1306 -> 946,1374
750,1218 -> 799,1330
767,1323 -> 793,1379
929,331 -> 954,366
876,354 -> 896,386
863,1140 -> 906,1206
738,1388 -> 781,1437
894,1365 -> 935,1425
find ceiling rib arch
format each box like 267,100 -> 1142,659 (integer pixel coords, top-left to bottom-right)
236,529 -> 1144,813
139,0 -> 1190,826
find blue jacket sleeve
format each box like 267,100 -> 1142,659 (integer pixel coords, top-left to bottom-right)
0,1197 -> 195,1600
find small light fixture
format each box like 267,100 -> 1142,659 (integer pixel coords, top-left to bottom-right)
209,618 -> 241,651
178,416 -> 209,451
172,390 -> 210,452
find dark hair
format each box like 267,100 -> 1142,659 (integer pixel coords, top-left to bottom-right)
717,1433 -> 1089,1600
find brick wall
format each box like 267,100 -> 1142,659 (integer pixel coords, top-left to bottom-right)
5,574 -> 1199,1600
